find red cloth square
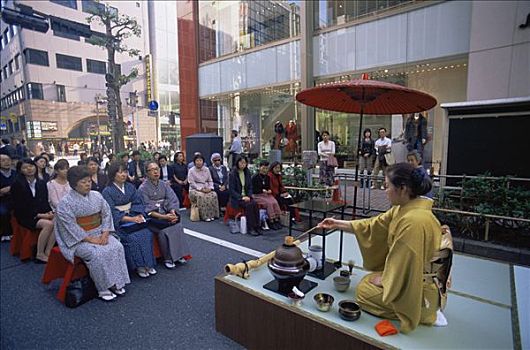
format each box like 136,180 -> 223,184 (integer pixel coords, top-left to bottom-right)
375,320 -> 398,336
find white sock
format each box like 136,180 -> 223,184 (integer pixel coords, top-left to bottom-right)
434,309 -> 448,327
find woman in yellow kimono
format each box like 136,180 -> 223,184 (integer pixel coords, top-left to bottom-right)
319,162 -> 442,333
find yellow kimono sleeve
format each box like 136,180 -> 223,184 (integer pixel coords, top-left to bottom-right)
381,221 -> 425,333
350,207 -> 396,271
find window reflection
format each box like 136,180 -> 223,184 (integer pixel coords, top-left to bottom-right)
200,84 -> 302,161
199,0 -> 301,63
315,0 -> 418,29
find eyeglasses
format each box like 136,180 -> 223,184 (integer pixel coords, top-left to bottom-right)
147,168 -> 159,172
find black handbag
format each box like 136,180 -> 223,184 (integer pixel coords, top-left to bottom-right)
119,221 -> 149,234
148,216 -> 179,230
65,276 -> 98,308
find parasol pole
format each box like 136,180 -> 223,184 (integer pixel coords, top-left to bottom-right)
352,102 -> 364,219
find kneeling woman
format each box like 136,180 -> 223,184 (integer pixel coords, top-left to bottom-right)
187,154 -> 219,222
55,166 -> 130,301
318,163 -> 443,333
102,162 -> 156,278
228,156 -> 262,236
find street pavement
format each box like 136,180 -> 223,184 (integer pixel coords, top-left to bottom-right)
0,211 -> 302,349
1,158 -> 392,349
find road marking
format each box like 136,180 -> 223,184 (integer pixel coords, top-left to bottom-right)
183,228 -> 265,258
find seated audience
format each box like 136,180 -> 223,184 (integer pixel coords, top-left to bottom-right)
55,166 -> 130,301
47,159 -> 70,212
171,151 -> 188,207
0,154 -> 16,242
208,153 -> 229,210
252,160 -> 282,230
102,162 -> 156,278
268,161 -> 295,221
34,155 -> 51,182
128,150 -> 145,188
87,156 -> 108,193
188,154 -> 219,222
139,161 -> 191,269
158,155 -> 174,184
11,158 -> 55,263
77,152 -> 88,166
228,156 -> 262,236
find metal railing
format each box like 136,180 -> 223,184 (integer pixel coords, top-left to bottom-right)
286,171 -> 530,243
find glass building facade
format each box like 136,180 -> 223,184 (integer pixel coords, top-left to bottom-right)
198,0 -> 301,62
201,82 -> 301,160
151,0 -> 181,150
192,0 -> 501,171
314,0 -> 417,29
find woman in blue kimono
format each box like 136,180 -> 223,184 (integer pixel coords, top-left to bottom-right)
102,161 -> 156,278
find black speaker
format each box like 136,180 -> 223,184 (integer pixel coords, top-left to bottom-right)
185,133 -> 223,167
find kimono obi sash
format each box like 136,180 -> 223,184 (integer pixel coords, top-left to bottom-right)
76,213 -> 102,231
115,202 -> 132,213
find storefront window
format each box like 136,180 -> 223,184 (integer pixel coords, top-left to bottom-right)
199,0 -> 301,63
201,83 -> 302,161
315,0 -> 417,30
315,58 -> 468,168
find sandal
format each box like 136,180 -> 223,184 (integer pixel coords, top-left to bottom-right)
98,291 -> 117,301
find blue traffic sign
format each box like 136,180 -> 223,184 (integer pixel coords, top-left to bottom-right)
148,100 -> 159,111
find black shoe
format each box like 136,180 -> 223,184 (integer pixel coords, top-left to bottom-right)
249,229 -> 259,236
255,228 -> 264,236
34,258 -> 47,264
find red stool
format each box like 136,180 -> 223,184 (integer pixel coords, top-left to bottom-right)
9,215 -> 22,256
15,223 -> 40,261
182,190 -> 191,209
41,246 -> 88,303
152,233 -> 192,261
223,203 -> 244,224
153,234 -> 161,259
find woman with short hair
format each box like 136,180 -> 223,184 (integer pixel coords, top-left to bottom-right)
87,156 -> 108,193
55,166 -> 130,301
188,154 -> 219,222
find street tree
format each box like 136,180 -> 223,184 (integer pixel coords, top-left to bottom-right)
86,5 -> 141,153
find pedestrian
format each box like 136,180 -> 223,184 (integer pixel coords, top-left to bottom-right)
372,128 -> 392,190
73,143 -> 80,156
228,130 -> 242,168
0,138 -> 16,158
358,128 -> 375,188
16,139 -> 29,158
317,131 -> 336,186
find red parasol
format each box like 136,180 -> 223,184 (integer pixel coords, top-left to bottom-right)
296,79 -> 437,115
295,78 -> 437,216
